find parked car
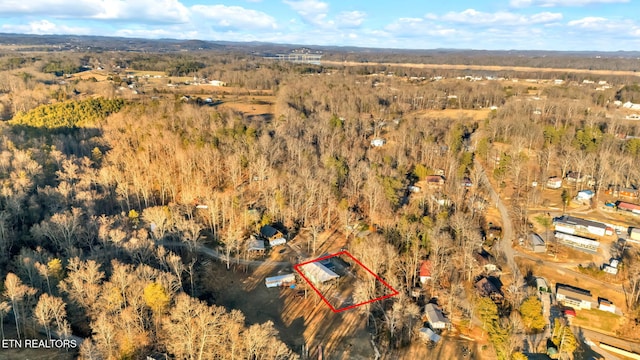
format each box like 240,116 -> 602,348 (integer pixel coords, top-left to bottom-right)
563,308 -> 576,318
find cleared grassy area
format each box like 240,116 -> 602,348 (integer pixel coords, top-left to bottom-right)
572,309 -> 622,334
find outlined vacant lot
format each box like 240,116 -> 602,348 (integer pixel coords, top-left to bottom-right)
294,251 -> 398,313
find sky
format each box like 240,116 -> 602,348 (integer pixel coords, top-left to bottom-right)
0,0 -> 639,51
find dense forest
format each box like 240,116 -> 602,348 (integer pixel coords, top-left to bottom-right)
0,46 -> 639,360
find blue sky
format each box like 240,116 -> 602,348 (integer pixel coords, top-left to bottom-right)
0,0 -> 638,51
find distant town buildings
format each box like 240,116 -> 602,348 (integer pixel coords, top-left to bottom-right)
263,48 -> 323,65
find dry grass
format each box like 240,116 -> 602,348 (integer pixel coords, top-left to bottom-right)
411,108 -> 491,121
201,244 -> 375,360
218,95 -> 275,116
323,60 -> 640,78
572,309 -> 623,335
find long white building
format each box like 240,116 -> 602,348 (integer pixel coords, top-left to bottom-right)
554,231 -> 600,252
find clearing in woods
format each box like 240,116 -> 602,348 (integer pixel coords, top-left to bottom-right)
295,251 -> 398,313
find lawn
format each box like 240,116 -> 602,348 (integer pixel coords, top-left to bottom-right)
572,309 -> 622,334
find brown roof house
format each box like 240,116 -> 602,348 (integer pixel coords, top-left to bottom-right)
424,175 -> 445,189
475,276 -> 503,302
556,284 -> 595,310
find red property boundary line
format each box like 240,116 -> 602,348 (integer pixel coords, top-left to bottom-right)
293,251 -> 399,313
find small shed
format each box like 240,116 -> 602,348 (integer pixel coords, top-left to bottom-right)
530,233 -> 546,253
265,273 -> 296,288
247,236 -> 266,252
598,298 -> 616,313
419,327 -> 441,343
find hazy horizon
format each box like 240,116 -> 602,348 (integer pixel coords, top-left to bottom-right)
0,0 -> 639,52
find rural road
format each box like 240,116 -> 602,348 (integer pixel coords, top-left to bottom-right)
474,159 -> 519,277
161,241 -> 291,267
512,250 -> 624,293
474,159 -> 625,294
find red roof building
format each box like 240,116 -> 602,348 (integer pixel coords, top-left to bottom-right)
419,260 -> 432,284
617,201 -> 640,214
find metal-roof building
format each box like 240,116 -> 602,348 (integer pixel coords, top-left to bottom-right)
298,262 -> 339,285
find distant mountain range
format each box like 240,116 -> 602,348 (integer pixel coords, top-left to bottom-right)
2,33 -> 640,71
1,33 -> 639,57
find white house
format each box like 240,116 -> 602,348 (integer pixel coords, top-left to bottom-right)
576,190 -> 595,201
547,177 -> 562,189
598,299 -> 616,313
208,80 -> 226,86
556,284 -> 594,310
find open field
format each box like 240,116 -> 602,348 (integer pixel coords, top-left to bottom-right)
390,337 -> 491,360
200,228 -> 376,359
571,309 -> 623,335
323,60 -> 640,77
411,108 -> 491,121
296,251 -> 398,312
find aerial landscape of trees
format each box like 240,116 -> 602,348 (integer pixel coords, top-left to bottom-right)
0,40 -> 639,359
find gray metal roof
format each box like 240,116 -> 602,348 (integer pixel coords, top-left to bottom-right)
425,303 -> 449,324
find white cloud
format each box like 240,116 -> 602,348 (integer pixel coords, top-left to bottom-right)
335,11 -> 366,28
93,0 -> 191,23
114,27 -> 197,39
384,17 -> 461,38
511,0 -> 628,7
283,0 -> 329,26
438,9 -> 562,25
567,16 -> 640,36
1,20 -> 91,35
0,0 -> 101,18
567,16 -> 608,27
191,5 -> 277,30
0,0 -> 191,24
